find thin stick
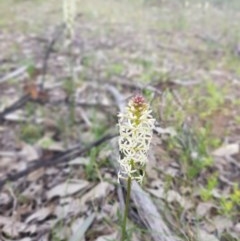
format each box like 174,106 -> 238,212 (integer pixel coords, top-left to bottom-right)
121,176 -> 132,241
0,132 -> 117,190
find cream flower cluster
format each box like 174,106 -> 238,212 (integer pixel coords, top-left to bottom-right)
118,95 -> 155,183
63,0 -> 76,38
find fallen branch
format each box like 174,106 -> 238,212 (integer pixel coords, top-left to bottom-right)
0,132 -> 117,190
0,95 -> 30,122
41,23 -> 65,86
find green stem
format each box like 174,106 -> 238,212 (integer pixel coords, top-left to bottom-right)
121,177 -> 132,241
68,40 -> 75,125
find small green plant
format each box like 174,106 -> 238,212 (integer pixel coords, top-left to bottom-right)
25,102 -> 37,117
62,77 -> 76,123
172,126 -> 216,179
106,63 -> 124,77
132,58 -> 153,70
220,197 -> 234,215
200,81 -> 226,118
230,184 -> 240,204
38,136 -> 55,149
20,124 -> 43,144
85,147 -> 98,182
220,183 -> 240,215
81,55 -> 94,67
200,188 -> 213,202
200,173 -> 218,201
162,89 -> 187,127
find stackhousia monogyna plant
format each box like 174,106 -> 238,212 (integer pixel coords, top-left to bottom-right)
118,94 -> 155,241
63,0 -> 76,39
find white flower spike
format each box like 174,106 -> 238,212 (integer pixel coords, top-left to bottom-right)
118,95 -> 155,183
63,0 -> 76,38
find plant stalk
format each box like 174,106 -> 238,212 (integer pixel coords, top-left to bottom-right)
121,176 -> 132,241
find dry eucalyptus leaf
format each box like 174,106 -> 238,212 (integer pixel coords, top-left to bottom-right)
197,229 -> 219,241
0,192 -> 12,207
196,202 -> 216,218
212,143 -> 239,157
55,199 -> 86,219
234,223 -> 240,234
81,182 -> 114,203
165,166 -> 179,177
22,183 -> 43,198
18,238 -> 32,241
25,207 -> 53,223
95,231 -> 118,241
69,213 -> 95,241
47,180 -> 89,199
0,157 -> 15,172
166,190 -> 192,209
203,221 -> 217,233
2,221 -> 37,239
154,126 -> 177,136
68,157 -> 90,166
147,188 -> 165,199
19,144 -> 39,162
5,112 -> 27,122
52,226 -> 71,240
71,217 -> 85,233
213,216 -> 233,234
27,167 -> 45,181
211,189 -> 222,199
0,216 -> 14,226
48,88 -> 67,102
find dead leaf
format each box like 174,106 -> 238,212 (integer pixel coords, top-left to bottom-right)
68,157 -> 90,166
154,126 -> 177,136
19,143 -> 39,162
2,222 -> 27,239
22,183 -> 43,198
0,156 -> 17,169
95,231 -> 118,241
18,238 -> 32,241
5,112 -> 27,122
55,198 -> 86,219
0,192 -> 12,207
197,229 -> 219,241
81,182 -> 114,204
69,213 -> 95,241
27,167 -> 45,181
234,223 -> 240,234
147,187 -> 165,199
1,217 -> 37,239
212,143 -> 239,157
23,82 -> 48,101
196,202 -> 216,218
213,216 -> 233,234
47,180 -> 89,199
71,217 -> 85,233
25,207 -> 53,223
166,190 -> 192,209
